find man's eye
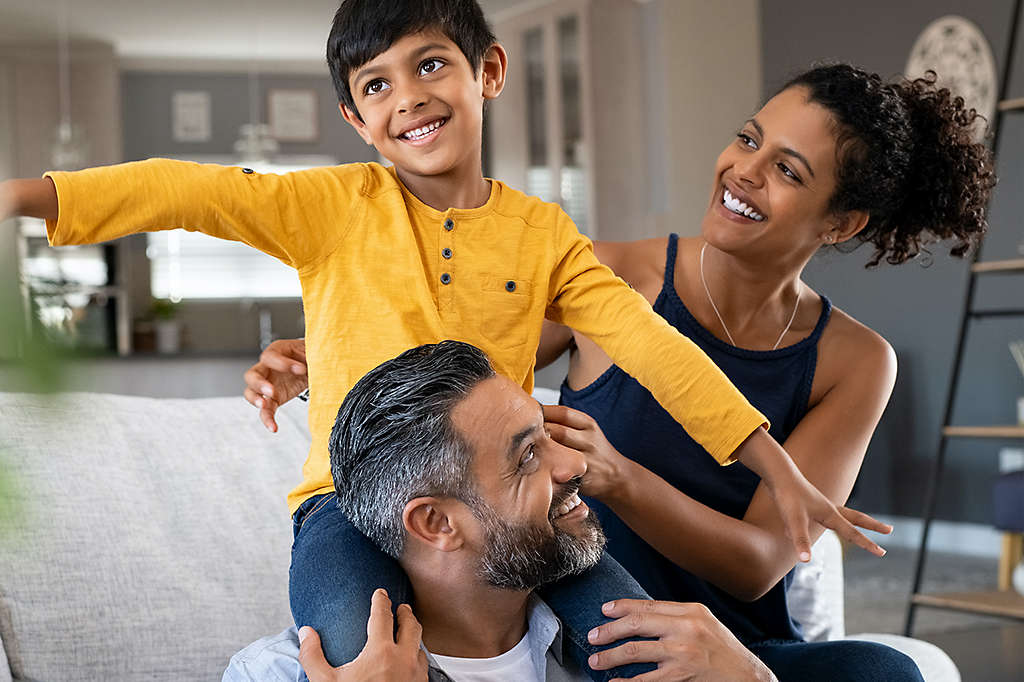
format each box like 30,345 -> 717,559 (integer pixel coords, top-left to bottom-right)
519,446 -> 536,469
364,79 -> 390,95
736,132 -> 757,149
419,58 -> 445,76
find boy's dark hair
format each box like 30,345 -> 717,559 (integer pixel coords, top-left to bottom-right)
327,0 -> 496,118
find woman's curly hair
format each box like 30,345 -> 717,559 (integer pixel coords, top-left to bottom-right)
783,64 -> 996,266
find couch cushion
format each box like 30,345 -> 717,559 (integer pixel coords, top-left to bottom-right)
0,392 -> 310,682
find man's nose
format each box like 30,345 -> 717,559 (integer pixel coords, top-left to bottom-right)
550,441 -> 587,484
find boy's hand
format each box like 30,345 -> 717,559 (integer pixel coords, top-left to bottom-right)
543,404 -> 629,501
298,589 -> 428,682
736,428 -> 891,561
243,338 -> 308,432
0,178 -> 59,222
587,599 -> 777,682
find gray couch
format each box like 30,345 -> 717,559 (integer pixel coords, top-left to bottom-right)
0,391 -> 958,681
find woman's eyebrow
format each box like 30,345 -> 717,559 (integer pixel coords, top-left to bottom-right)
746,117 -> 816,179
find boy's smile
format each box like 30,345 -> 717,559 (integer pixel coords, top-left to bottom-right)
340,30 -> 506,208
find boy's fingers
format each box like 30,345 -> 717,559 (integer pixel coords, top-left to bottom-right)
396,603 -> 424,648
243,387 -> 261,408
835,516 -> 885,557
259,347 -> 301,372
366,589 -> 394,643
297,627 -> 333,680
841,506 -> 893,534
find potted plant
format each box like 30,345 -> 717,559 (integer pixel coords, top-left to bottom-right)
151,298 -> 183,354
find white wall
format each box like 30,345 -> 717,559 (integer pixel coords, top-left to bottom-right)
491,0 -> 762,242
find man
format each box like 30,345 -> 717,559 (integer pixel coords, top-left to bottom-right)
226,341 -> 775,681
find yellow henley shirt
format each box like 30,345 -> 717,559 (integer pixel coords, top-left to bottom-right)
45,159 -> 767,514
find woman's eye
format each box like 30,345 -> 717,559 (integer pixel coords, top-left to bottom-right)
419,58 -> 445,76
364,79 -> 390,96
778,162 -> 801,182
737,132 -> 757,149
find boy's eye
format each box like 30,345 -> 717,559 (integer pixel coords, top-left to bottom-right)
419,58 -> 445,76
364,79 -> 390,96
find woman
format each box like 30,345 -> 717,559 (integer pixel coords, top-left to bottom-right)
246,64 -> 994,680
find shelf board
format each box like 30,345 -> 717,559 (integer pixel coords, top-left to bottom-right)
912,590 -> 1024,619
972,258 -> 1024,273
943,426 -> 1024,438
998,97 -> 1024,111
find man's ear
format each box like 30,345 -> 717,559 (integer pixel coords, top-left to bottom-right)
826,209 -> 869,244
339,103 -> 374,146
402,497 -> 467,552
480,43 -> 508,100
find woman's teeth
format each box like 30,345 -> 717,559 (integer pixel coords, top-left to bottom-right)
554,493 -> 582,518
402,119 -> 445,140
722,189 -> 765,221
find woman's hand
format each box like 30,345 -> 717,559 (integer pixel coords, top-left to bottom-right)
242,337 -> 309,432
543,404 -> 631,502
587,599 -> 777,681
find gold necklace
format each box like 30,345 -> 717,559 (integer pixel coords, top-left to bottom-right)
698,243 -> 800,350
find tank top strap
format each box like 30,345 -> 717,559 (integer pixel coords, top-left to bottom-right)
662,233 -> 680,297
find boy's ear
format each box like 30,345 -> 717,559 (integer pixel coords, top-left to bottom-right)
826,209 -> 870,244
339,103 -> 375,146
402,497 -> 467,552
480,43 -> 508,100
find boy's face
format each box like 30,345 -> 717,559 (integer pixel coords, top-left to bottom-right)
341,31 -> 505,180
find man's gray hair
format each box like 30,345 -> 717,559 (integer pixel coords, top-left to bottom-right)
328,341 -> 496,558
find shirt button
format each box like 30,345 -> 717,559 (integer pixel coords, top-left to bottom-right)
242,167 -> 254,174
505,280 -> 516,292
444,218 -> 454,231
442,247 -> 453,259
440,273 -> 451,285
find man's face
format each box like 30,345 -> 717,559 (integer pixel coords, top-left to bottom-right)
450,375 -> 605,590
341,30 -> 497,181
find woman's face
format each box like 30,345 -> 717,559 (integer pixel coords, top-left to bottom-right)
702,86 -> 843,261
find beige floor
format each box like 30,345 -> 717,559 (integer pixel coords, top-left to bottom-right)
844,546 -> 1024,680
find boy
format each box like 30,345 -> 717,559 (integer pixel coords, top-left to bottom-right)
0,0 -> 887,671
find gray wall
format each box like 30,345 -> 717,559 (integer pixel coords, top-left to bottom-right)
763,0 -> 1024,523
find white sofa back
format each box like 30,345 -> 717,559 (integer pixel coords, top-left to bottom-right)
0,392 -> 309,682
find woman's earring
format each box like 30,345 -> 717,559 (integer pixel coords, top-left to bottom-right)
824,235 -> 835,244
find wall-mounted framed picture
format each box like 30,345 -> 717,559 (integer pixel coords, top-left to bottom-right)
268,89 -> 318,142
171,91 -> 212,142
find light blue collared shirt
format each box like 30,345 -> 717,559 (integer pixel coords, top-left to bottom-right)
223,595 -> 589,682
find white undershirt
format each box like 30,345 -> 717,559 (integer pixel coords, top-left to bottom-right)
429,631 -> 539,682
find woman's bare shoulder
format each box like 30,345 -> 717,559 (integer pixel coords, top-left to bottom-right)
593,237 -> 669,292
817,303 -> 897,390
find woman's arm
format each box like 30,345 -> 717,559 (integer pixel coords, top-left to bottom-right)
536,319 -> 574,370
546,325 -> 896,601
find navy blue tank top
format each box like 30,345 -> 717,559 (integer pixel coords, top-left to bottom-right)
560,234 -> 832,644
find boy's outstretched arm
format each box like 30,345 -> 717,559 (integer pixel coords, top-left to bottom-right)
732,427 -> 889,561
1,178 -> 58,222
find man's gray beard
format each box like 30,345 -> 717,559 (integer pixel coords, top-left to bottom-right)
473,501 -> 606,591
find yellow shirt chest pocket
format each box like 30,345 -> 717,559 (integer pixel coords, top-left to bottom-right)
478,276 -> 534,351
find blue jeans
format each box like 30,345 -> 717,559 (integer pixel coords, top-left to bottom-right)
748,638 -> 924,681
289,493 -> 654,682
